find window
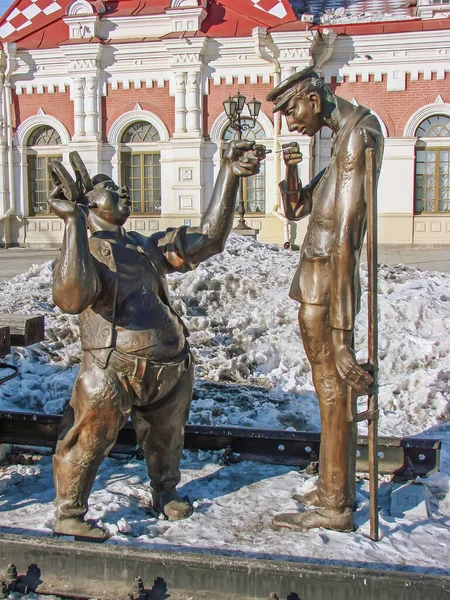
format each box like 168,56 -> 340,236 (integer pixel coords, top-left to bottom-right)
414,115 -> 450,214
223,118 -> 266,214
121,121 -> 161,215
27,126 -> 62,216
416,115 -> 450,137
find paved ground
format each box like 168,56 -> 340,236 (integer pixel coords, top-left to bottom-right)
374,245 -> 450,273
0,248 -> 59,281
0,244 -> 450,281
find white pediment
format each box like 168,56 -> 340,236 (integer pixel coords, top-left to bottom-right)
171,0 -> 197,6
67,0 -> 95,16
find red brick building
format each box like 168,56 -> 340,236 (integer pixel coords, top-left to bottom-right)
0,0 -> 449,246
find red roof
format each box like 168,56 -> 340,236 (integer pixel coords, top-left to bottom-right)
202,0 -> 297,36
0,0 -> 70,42
1,0 -> 449,49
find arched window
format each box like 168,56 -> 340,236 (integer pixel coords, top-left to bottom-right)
27,125 -> 62,216
121,121 -> 161,215
223,118 -> 266,214
415,115 -> 450,214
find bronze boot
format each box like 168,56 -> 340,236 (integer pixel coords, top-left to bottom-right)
53,455 -> 109,542
152,487 -> 193,521
292,488 -> 324,508
272,508 -> 354,533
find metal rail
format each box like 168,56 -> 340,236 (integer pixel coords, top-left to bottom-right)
0,410 -> 441,479
0,534 -> 449,600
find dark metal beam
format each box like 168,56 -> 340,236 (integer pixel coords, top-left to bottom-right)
0,410 -> 441,479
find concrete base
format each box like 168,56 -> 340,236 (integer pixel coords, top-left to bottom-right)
389,482 -> 428,519
232,226 -> 259,238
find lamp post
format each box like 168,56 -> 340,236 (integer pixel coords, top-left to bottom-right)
223,91 -> 262,232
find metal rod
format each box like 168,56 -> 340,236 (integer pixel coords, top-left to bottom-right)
0,363 -> 19,386
366,146 -> 379,542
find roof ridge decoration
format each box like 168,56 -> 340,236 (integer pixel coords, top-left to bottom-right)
170,0 -> 204,7
64,0 -> 99,39
67,0 -> 94,15
167,0 -> 207,32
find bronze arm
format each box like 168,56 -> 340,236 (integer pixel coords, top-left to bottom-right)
280,167 -> 325,222
330,129 -> 375,332
49,188 -> 101,314
330,129 -> 376,394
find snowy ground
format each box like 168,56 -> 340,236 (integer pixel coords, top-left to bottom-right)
0,234 -> 449,576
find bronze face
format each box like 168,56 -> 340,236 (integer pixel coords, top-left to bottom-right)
281,92 -> 325,137
87,180 -> 131,226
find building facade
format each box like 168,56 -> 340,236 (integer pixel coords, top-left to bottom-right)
0,0 -> 449,247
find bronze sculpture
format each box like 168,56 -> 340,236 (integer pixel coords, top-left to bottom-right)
267,67 -> 384,532
48,140 -> 267,541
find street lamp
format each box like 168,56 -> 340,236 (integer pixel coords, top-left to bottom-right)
223,91 -> 262,232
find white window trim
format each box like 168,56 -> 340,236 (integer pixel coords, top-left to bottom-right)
210,108 -> 274,143
14,115 -> 71,147
404,103 -> 450,138
108,110 -> 170,145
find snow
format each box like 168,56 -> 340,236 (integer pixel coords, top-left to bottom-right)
0,234 -> 449,576
320,7 -> 413,24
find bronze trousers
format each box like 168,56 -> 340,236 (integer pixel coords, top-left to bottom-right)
298,303 -> 356,513
53,347 -> 194,520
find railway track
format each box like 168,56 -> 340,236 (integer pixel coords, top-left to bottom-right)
0,533 -> 449,600
0,410 -> 446,599
0,410 -> 441,479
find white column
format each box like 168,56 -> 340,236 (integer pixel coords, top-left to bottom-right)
186,71 -> 201,136
73,77 -> 85,139
280,66 -> 295,135
0,80 -> 6,219
174,71 -> 187,136
84,76 -> 98,138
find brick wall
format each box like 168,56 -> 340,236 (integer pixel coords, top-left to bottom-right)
103,82 -> 174,140
11,72 -> 449,143
331,73 -> 450,137
205,76 -> 275,137
12,87 -> 74,137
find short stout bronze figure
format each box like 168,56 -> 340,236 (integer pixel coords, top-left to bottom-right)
267,67 -> 384,532
49,141 -> 266,541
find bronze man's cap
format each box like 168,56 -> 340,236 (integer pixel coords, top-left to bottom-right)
267,65 -> 320,113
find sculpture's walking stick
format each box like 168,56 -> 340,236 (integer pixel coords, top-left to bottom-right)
347,148 -> 379,541
366,147 -> 379,542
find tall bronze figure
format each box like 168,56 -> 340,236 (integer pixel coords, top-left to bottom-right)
267,67 -> 384,532
48,140 -> 266,541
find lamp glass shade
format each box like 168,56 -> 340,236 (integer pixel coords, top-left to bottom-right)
233,92 -> 246,114
223,98 -> 237,118
247,97 -> 261,118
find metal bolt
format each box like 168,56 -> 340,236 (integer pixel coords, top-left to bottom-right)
27,563 -> 39,574
0,581 -> 8,598
133,576 -> 145,593
6,563 -> 17,582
